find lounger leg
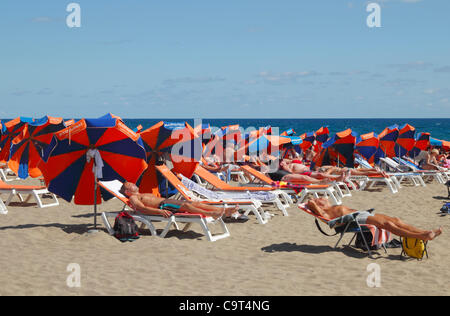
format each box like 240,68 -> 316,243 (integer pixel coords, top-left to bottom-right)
159,216 -> 177,238
0,198 -> 7,215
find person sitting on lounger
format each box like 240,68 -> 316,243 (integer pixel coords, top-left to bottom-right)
120,182 -> 238,219
306,197 -> 443,241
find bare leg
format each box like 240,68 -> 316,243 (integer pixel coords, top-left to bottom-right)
282,174 -> 330,184
189,202 -> 238,217
367,214 -> 442,241
180,202 -> 225,219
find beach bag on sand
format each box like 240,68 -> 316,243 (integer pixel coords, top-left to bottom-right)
441,202 -> 450,214
400,237 -> 428,260
113,211 -> 139,242
355,231 -> 381,251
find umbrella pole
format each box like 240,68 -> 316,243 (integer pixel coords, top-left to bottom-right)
94,174 -> 98,230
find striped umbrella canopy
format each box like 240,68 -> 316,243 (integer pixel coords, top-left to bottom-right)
376,125 -> 399,159
41,117 -> 148,205
394,124 -> 416,157
247,135 -> 292,156
8,116 -> 66,179
138,121 -> 202,196
299,132 -> 316,151
355,132 -> 379,162
0,117 -> 33,164
204,124 -> 241,159
315,126 -> 330,145
430,137 -> 450,150
322,128 -> 358,167
408,132 -> 430,158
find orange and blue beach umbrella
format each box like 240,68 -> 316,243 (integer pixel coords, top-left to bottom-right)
247,135 -> 292,156
408,132 -> 430,158
375,125 -> 399,161
41,117 -> 148,205
0,117 -> 33,164
394,124 -> 416,157
138,121 -> 202,196
322,128 -> 358,167
8,116 -> 66,179
355,132 -> 379,162
299,132 -> 315,151
315,126 -> 330,145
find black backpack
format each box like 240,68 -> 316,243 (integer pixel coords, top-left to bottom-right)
113,211 -> 139,242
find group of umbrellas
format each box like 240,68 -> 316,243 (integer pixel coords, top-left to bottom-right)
1,117 -> 449,209
0,115 -> 202,209
308,124 -> 450,168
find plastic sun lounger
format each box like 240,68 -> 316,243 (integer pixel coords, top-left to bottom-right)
392,157 -> 447,184
239,165 -> 344,206
352,157 -> 402,193
298,203 -> 390,258
0,180 -> 59,212
156,164 -> 270,225
379,157 -> 433,186
193,165 -> 291,216
0,166 -> 19,182
98,180 -> 231,242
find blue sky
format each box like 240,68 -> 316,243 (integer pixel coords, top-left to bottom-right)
1,0 -> 449,118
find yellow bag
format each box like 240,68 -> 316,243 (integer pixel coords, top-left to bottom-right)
401,237 -> 428,260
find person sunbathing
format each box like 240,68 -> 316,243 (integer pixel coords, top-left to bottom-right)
279,160 -> 347,184
314,165 -> 388,177
306,197 -> 443,241
120,182 -> 238,219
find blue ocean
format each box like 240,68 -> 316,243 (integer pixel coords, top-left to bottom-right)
122,118 -> 450,141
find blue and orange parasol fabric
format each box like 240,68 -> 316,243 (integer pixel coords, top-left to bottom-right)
247,134 -> 292,156
41,117 -> 148,205
299,132 -> 316,152
408,132 -> 430,158
138,121 -> 202,196
322,128 -> 358,167
0,117 -> 33,164
376,125 -> 399,159
394,124 -> 416,157
355,132 -> 379,162
8,116 -> 66,179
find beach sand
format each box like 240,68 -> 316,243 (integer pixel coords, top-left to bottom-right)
0,177 -> 449,296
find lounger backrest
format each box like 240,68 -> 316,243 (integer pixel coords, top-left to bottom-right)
155,164 -> 194,201
240,165 -> 274,185
194,165 -> 232,190
98,180 -> 130,205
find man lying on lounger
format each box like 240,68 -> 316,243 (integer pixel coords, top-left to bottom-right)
120,182 -> 239,219
306,197 -> 443,241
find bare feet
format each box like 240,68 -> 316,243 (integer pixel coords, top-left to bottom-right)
225,205 -> 240,217
425,227 -> 443,241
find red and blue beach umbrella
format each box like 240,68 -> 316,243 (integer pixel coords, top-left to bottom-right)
138,121 -> 202,196
0,117 -> 33,164
299,132 -> 315,151
375,125 -> 399,161
408,132 -> 430,158
41,117 -> 148,205
322,128 -> 358,167
8,116 -> 66,179
394,124 -> 416,157
355,132 -> 379,162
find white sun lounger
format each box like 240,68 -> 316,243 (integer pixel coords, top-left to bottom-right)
0,180 -> 59,211
98,180 -> 230,242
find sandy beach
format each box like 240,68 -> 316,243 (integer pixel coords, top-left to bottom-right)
0,177 -> 449,296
